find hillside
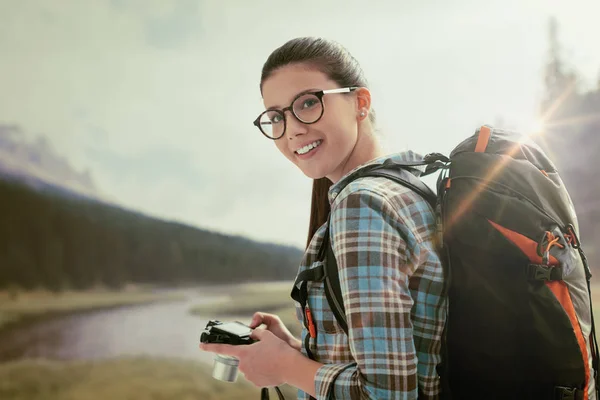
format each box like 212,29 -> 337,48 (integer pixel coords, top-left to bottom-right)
0,176 -> 303,291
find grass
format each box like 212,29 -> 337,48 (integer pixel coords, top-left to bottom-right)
7,280 -> 598,400
190,281 -> 302,337
0,357 -> 298,400
0,283 -> 301,399
0,286 -> 185,330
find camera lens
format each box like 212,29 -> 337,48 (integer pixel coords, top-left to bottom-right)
212,354 -> 240,382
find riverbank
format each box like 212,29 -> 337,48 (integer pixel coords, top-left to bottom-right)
0,356 -> 298,400
0,286 -> 185,331
189,281 -> 302,337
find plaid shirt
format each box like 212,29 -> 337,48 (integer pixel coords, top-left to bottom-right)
293,152 -> 447,400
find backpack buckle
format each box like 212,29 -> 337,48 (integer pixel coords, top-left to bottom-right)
553,386 -> 582,400
527,264 -> 563,281
423,152 -> 450,163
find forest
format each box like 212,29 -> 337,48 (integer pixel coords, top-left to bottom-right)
0,175 -> 303,291
539,18 -> 600,269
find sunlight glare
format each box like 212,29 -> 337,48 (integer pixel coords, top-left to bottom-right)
526,119 -> 545,137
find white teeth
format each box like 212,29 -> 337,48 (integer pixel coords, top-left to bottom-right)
296,140 -> 322,155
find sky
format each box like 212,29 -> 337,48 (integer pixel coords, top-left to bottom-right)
1,0 -> 599,249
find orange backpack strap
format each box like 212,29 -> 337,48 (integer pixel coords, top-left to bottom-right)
474,125 -> 492,152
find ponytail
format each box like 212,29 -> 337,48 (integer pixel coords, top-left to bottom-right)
306,178 -> 332,249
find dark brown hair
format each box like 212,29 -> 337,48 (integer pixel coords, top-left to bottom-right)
259,37 -> 373,249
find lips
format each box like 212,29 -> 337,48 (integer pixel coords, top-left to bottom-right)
294,140 -> 322,155
294,139 -> 323,160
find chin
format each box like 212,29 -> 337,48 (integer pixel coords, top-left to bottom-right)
299,166 -> 329,180
293,153 -> 334,180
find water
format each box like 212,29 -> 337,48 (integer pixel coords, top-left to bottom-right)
0,288 -> 232,363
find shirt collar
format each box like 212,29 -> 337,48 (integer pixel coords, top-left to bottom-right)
327,150 -> 425,204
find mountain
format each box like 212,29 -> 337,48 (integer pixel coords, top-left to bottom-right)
0,124 -> 97,198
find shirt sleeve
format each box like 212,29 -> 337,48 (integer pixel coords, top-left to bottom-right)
314,187 -> 423,400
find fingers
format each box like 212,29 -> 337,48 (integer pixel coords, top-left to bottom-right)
250,326 -> 269,341
199,342 -> 240,357
249,312 -> 263,328
250,312 -> 280,329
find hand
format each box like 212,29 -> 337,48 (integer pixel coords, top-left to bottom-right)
199,328 -> 297,388
250,312 -> 301,351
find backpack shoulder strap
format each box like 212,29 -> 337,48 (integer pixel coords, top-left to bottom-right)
364,164 -> 437,209
324,235 -> 348,333
323,162 -> 438,335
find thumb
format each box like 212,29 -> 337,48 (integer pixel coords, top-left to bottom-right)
251,312 -> 278,328
250,312 -> 280,329
250,326 -> 270,341
250,312 -> 264,329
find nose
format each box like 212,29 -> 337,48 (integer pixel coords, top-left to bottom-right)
285,111 -> 308,140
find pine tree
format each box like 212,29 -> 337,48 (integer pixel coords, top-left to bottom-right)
539,17 -> 600,268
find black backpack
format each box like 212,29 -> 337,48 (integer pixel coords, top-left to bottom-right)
312,125 -> 599,400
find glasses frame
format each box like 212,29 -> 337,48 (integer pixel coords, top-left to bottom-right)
253,86 -> 359,140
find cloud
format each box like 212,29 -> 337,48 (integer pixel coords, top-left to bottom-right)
109,0 -> 203,50
85,146 -> 206,188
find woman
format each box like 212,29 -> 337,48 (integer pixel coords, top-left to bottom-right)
200,37 -> 447,400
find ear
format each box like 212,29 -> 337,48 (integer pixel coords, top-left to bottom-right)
355,87 -> 372,121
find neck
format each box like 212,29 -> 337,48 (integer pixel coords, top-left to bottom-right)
326,126 -> 385,184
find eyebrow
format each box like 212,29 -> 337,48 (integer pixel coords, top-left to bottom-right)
266,88 -> 321,111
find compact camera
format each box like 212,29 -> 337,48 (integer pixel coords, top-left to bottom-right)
200,320 -> 255,382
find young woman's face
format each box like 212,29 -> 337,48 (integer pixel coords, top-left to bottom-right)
260,64 -> 363,181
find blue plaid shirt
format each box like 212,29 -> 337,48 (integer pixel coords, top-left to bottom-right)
293,152 -> 447,399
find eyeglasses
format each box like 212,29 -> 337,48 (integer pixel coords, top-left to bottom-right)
253,87 -> 358,140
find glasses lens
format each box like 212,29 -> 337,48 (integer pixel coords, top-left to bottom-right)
293,94 -> 323,123
258,110 -> 285,139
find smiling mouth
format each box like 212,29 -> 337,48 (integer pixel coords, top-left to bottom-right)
295,140 -> 322,155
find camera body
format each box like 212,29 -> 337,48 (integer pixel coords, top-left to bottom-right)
200,320 -> 255,383
200,320 -> 255,346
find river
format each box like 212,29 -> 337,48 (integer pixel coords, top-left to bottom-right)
0,288 -> 231,364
